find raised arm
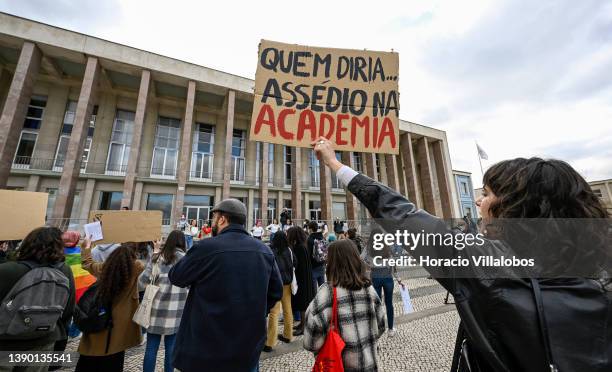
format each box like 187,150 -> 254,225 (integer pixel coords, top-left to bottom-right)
81,238 -> 104,277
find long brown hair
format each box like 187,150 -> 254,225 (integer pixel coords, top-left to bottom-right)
286,226 -> 307,249
326,240 -> 371,290
153,230 -> 186,265
18,227 -> 64,264
97,246 -> 137,306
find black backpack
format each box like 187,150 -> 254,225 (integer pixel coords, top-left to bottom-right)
72,282 -> 114,353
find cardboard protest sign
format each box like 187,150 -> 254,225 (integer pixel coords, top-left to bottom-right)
87,210 -> 162,244
251,39 -> 400,154
0,190 -> 48,240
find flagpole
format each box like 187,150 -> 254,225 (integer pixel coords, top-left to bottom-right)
476,141 -> 484,181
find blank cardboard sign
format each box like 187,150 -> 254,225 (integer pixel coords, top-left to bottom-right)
0,190 -> 48,240
87,210 -> 162,244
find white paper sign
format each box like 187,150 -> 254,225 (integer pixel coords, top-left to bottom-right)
400,285 -> 414,314
84,221 -> 103,242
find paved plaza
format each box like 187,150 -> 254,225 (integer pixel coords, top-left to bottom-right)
63,267 -> 460,371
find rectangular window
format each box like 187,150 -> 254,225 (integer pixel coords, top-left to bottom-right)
284,146 -> 292,186
593,189 -> 603,198
146,193 -> 173,224
183,194 -> 214,224
13,97 -> 46,169
54,102 -> 97,172
460,181 -> 469,195
151,116 -> 180,178
309,149 -> 320,187
332,202 -> 346,220
106,110 -> 135,175
375,155 -> 382,182
190,123 -> 215,181
331,152 -> 342,189
353,153 -> 363,173
309,200 -> 321,221
99,191 -> 123,210
255,143 -> 275,186
231,130 -> 245,182
23,96 -> 46,130
13,131 -> 38,169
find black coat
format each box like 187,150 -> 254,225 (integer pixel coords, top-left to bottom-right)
347,173 -> 612,372
272,245 -> 296,285
169,224 -> 283,372
290,242 -> 315,311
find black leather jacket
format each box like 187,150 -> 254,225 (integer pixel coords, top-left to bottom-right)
347,173 -> 612,372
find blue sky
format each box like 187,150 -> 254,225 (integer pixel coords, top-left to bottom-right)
2,0 -> 611,185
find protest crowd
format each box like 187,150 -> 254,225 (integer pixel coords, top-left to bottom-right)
0,136 -> 610,372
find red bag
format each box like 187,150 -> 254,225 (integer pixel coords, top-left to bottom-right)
312,286 -> 346,372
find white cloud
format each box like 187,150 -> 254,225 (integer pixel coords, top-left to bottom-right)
1,0 -> 610,184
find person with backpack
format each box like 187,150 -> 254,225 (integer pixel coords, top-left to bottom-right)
0,227 -> 75,372
138,231 -> 188,372
75,241 -> 145,372
313,136 -> 612,372
263,231 -> 296,352
286,226 -> 315,337
303,239 -> 386,371
307,221 -> 327,290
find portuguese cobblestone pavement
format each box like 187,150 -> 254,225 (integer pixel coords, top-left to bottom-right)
62,267 -> 460,371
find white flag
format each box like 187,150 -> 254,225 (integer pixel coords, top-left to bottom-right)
476,143 -> 488,160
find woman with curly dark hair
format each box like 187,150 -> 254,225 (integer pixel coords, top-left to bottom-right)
76,240 -> 145,372
314,137 -> 611,372
0,227 -> 76,365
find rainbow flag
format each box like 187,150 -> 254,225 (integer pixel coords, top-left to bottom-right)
64,246 -> 97,301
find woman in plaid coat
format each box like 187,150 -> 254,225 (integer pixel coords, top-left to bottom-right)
138,231 -> 189,372
304,240 -> 387,372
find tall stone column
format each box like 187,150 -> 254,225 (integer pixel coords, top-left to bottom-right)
396,153 -> 406,197
400,132 -> 421,206
291,147 -> 303,221
52,57 -> 100,220
432,140 -> 453,218
416,136 -> 438,216
121,70 -> 151,208
259,142 -> 269,225
78,179 -> 96,220
0,42 -> 42,187
341,152 -> 358,221
384,154 -> 399,191
319,159 -> 333,223
222,90 -> 235,200
173,81 -> 196,224
363,153 -> 378,180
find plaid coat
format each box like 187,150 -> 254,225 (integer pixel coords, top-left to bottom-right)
304,283 -> 386,372
138,250 -> 189,335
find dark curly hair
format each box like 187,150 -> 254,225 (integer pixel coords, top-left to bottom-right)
483,157 -> 610,277
17,227 -> 64,264
97,246 -> 137,306
483,157 -> 608,219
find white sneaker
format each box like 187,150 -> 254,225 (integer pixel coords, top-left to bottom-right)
388,329 -> 396,338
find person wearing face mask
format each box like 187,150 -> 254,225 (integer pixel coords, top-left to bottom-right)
168,198 -> 283,372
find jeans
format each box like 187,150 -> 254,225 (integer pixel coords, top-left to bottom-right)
250,360 -> 260,372
312,265 -> 325,290
143,333 -> 176,372
185,235 -> 193,249
372,277 -> 394,329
